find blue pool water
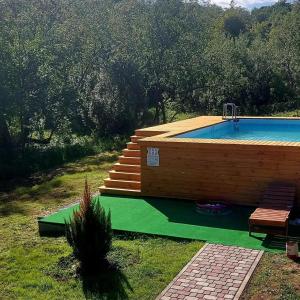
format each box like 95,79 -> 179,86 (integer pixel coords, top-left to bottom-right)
175,118 -> 300,142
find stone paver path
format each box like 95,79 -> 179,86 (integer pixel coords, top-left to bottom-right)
156,243 -> 263,300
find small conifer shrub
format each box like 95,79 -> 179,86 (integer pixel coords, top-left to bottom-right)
65,180 -> 112,271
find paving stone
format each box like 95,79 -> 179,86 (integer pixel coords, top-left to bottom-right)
184,297 -> 199,300
204,295 -> 217,300
173,285 -> 184,290
207,276 -> 219,280
178,278 -> 189,283
156,244 -> 263,300
190,288 -> 202,293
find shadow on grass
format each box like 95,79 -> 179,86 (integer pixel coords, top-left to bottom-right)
0,177 -> 74,216
0,152 -> 120,217
0,201 -> 27,216
261,234 -> 300,251
0,152 -> 119,194
46,254 -> 132,299
80,262 -> 132,300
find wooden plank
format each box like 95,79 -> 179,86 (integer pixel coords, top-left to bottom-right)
104,178 -> 141,190
99,186 -> 141,196
122,149 -> 141,157
249,219 -> 286,226
113,163 -> 141,173
109,171 -> 141,181
118,156 -> 141,165
127,142 -> 140,150
131,135 -> 143,143
251,213 -> 288,219
251,211 -> 289,216
251,214 -> 288,219
253,208 -> 289,214
135,116 -> 224,134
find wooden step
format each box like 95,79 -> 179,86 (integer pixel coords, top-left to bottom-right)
135,129 -> 165,137
99,186 -> 141,196
119,155 -> 140,165
127,142 -> 140,150
131,135 -> 143,143
109,170 -> 141,181
113,163 -> 141,173
104,178 -> 141,190
122,149 -> 141,157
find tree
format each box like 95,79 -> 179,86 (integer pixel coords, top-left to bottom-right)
220,8 -> 250,38
230,0 -> 236,9
269,3 -> 300,99
65,180 -> 112,272
1,0 -> 300,180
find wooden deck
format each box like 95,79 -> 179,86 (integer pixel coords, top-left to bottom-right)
100,116 -> 300,208
136,115 -> 224,136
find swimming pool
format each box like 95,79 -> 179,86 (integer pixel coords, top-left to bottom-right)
101,116 -> 300,209
175,118 -> 300,142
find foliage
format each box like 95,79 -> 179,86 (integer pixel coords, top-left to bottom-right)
220,6 -> 250,38
65,180 -> 112,271
1,0 -> 300,178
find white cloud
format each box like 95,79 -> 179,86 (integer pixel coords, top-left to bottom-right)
210,0 -> 277,9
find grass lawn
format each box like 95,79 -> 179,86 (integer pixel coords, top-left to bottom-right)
0,152 -> 203,300
0,152 -> 299,299
242,253 -> 300,300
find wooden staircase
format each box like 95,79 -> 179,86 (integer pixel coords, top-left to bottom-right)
99,133 -> 144,196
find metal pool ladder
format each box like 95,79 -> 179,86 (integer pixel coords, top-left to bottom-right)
222,103 -> 239,121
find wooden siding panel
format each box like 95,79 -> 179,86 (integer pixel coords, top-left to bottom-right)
140,143 -> 300,207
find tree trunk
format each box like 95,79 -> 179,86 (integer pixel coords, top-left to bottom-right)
0,113 -> 13,157
160,100 -> 167,124
153,104 -> 160,124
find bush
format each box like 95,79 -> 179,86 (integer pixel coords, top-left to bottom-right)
65,180 -> 112,272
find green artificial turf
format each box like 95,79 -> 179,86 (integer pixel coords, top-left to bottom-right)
39,195 -> 290,252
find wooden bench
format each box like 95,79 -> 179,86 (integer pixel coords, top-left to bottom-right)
249,184 -> 296,237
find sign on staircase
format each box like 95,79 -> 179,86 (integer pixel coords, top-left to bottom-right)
147,147 -> 159,167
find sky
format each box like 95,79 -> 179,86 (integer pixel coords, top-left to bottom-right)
210,0 -> 277,9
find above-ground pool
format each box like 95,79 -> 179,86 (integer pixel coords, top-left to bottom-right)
101,115 -> 300,209
175,118 -> 300,142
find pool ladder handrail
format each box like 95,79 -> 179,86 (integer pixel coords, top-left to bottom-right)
222,103 -> 239,121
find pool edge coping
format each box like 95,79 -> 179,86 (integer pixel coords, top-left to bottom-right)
138,116 -> 300,148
